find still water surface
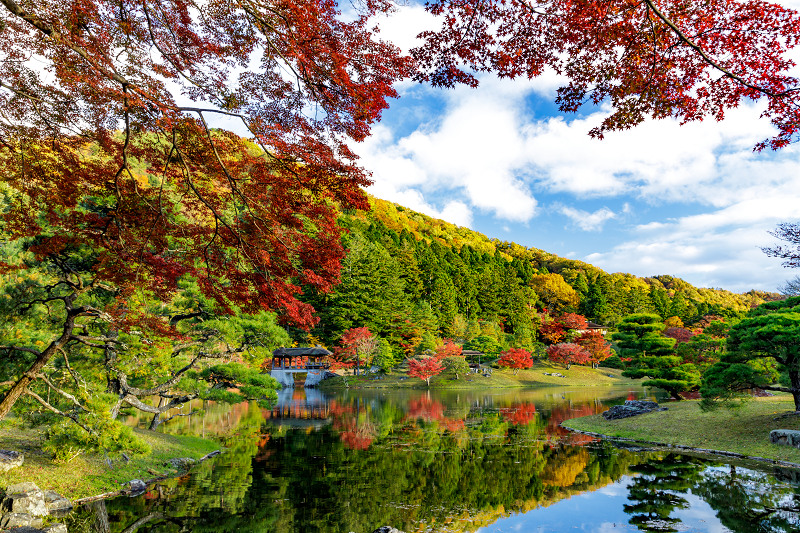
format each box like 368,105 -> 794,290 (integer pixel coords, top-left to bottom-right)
76,387 -> 800,532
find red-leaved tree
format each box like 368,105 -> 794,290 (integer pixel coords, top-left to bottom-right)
547,343 -> 591,370
414,0 -> 800,150
434,339 -> 463,360
407,358 -> 445,387
497,348 -> 534,374
334,327 -> 378,376
0,0 -> 411,420
575,331 -> 612,368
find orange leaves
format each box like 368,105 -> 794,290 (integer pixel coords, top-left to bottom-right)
413,0 -> 800,149
0,0 -> 412,329
497,347 -> 533,373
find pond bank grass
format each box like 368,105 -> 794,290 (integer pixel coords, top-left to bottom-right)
321,362 -> 640,390
562,395 -> 800,465
0,420 -> 220,500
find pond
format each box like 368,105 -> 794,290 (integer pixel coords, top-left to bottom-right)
78,387 -> 800,532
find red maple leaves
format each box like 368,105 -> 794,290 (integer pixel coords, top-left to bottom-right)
413,0 -> 800,149
497,348 -> 534,374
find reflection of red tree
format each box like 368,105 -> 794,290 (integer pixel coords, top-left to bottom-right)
339,419 -> 374,450
406,396 -> 446,422
547,402 -> 603,438
500,403 -> 537,425
404,396 -> 465,432
328,400 -> 375,450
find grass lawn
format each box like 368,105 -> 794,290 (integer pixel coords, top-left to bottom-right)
321,362 -> 640,390
563,395 -> 800,465
0,419 -> 220,500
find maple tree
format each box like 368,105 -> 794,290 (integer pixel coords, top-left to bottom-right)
575,331 -> 612,368
407,357 -> 445,387
546,343 -> 591,369
497,348 -> 534,374
334,327 -> 378,376
434,339 -> 463,360
414,0 -> 800,150
0,0 -> 410,420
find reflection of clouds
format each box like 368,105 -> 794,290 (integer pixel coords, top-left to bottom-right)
672,492 -> 731,533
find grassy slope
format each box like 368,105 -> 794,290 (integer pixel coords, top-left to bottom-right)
563,395 -> 800,464
0,420 -> 220,500
321,362 -> 640,390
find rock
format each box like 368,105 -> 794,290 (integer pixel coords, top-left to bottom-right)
770,429 -> 800,448
2,482 -> 48,517
0,450 -> 24,472
166,457 -> 196,471
124,479 -> 147,497
43,523 -> 69,533
43,490 -> 73,517
372,528 -> 405,533
0,512 -> 44,530
602,400 -> 667,420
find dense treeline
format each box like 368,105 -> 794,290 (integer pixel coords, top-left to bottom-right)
298,196 -> 779,360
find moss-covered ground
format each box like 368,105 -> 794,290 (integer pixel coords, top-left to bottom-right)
0,418 -> 220,500
562,395 -> 800,465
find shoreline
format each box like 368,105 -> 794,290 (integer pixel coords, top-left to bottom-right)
561,396 -> 800,468
561,424 -> 800,469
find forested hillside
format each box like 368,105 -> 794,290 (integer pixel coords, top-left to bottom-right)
299,195 -> 780,361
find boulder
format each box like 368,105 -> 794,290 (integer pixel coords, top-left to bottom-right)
602,400 -> 667,420
43,523 -> 69,533
43,491 -> 73,517
0,450 -> 24,472
372,528 -> 404,533
166,458 -> 196,471
770,429 -> 800,448
0,512 -> 44,530
124,479 -> 147,497
2,482 -> 48,517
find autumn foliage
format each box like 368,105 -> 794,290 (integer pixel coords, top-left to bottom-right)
547,343 -> 591,369
497,348 -> 534,374
407,357 -> 445,386
575,331 -> 612,368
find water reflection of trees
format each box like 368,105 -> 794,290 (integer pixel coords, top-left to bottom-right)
71,391 -> 800,533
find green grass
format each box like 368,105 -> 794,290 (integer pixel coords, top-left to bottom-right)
0,419 -> 220,500
320,362 -> 640,390
563,395 -> 800,464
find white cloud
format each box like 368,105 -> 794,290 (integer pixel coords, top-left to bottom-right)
560,206 -> 617,231
586,197 -> 800,291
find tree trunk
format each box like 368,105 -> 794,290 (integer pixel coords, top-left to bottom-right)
0,302 -> 78,421
791,368 -> 800,411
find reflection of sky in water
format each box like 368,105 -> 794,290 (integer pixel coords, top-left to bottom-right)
477,476 -> 730,533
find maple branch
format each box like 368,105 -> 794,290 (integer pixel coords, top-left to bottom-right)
642,0 -> 800,97
0,0 -> 133,88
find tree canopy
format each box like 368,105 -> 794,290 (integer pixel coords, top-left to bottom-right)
702,296 -> 800,411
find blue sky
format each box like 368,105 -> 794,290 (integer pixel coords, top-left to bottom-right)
351,2 -> 800,294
